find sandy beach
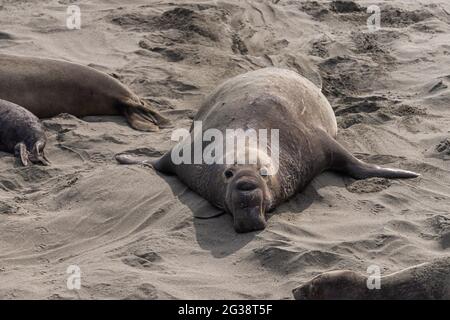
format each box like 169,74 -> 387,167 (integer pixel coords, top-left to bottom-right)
0,0 -> 449,299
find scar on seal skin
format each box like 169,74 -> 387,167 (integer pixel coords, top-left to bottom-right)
117,68 -> 419,233
0,99 -> 49,166
293,257 -> 450,300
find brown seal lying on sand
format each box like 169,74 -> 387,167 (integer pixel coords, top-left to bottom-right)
0,99 -> 49,166
116,68 -> 419,233
0,54 -> 169,132
293,257 -> 450,299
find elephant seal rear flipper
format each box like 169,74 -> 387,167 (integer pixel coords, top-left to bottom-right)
122,99 -> 171,132
318,129 -> 419,179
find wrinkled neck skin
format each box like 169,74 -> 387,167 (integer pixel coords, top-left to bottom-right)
274,126 -> 330,204
177,162 -> 229,210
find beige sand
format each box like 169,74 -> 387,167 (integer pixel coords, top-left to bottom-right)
0,0 -> 449,299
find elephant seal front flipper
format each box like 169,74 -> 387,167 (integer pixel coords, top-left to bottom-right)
15,143 -> 31,166
115,149 -> 175,174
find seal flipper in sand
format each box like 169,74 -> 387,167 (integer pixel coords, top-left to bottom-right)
122,98 -> 171,132
15,143 -> 31,166
15,142 -> 50,167
317,129 -> 419,179
115,148 -> 174,173
293,257 -> 450,300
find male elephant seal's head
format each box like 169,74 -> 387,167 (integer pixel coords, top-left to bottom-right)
222,148 -> 278,233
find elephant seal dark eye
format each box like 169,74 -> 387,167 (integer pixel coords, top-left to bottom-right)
224,169 -> 234,179
260,167 -> 269,176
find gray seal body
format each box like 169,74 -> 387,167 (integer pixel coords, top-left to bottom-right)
0,99 -> 49,166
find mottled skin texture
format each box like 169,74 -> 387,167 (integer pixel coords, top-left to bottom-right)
0,99 -> 49,166
293,257 -> 450,300
117,68 -> 418,233
0,54 -> 169,131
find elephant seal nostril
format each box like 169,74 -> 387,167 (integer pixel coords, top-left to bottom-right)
236,180 -> 258,191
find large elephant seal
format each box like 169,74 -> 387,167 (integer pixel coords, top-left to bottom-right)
0,99 -> 49,166
0,54 -> 169,131
116,68 -> 418,233
293,257 -> 450,299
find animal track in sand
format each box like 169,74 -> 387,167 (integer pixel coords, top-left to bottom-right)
110,7 -> 225,43
125,283 -> 159,299
122,249 -> 164,271
300,1 -> 330,20
0,201 -> 18,215
334,100 -> 380,116
332,94 -> 425,128
425,138 -> 450,161
251,246 -> 344,274
346,178 -> 392,193
0,178 -> 19,191
436,139 -> 450,156
302,1 -> 434,28
138,40 -> 185,62
381,6 -> 434,28
309,36 -> 331,58
420,215 -> 450,248
330,1 -> 363,14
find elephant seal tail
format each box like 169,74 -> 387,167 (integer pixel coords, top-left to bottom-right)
121,98 -> 171,132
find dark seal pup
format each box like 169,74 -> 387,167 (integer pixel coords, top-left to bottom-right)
117,68 -> 419,233
0,54 -> 169,132
293,257 -> 450,300
0,99 -> 49,166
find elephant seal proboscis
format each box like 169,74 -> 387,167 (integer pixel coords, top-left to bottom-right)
0,54 -> 169,132
0,99 -> 49,166
293,257 -> 450,300
116,68 -> 419,233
